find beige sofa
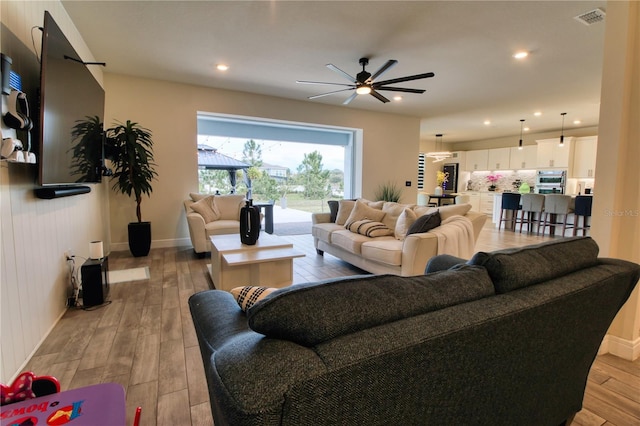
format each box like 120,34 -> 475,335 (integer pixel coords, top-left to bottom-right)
184,193 -> 247,254
312,200 -> 486,276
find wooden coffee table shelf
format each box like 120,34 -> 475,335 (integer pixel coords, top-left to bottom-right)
209,233 -> 305,291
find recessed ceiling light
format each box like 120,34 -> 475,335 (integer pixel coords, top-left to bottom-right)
534,111 -> 542,116
573,120 -> 582,125
513,51 -> 529,59
483,120 -> 491,125
216,64 -> 229,71
524,127 -> 530,131
393,95 -> 402,101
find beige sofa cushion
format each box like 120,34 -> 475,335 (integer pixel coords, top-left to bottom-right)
331,229 -> 373,254
205,220 -> 241,235
312,223 -> 343,243
214,195 -> 246,220
361,239 -> 403,266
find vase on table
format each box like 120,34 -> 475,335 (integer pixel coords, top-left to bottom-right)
434,186 -> 443,196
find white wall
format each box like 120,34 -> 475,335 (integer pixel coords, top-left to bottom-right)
1,1 -> 109,382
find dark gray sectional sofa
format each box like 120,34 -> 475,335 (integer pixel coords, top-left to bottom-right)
189,237 -> 640,425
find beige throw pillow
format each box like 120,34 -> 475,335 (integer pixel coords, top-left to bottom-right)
190,192 -> 208,201
395,208 -> 417,240
344,200 -> 387,228
189,195 -> 220,223
335,200 -> 357,225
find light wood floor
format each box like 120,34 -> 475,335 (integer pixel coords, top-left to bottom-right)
23,223 -> 639,425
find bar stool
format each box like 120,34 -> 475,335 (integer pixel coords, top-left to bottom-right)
498,193 -> 521,231
519,193 -> 545,233
538,194 -> 573,236
573,195 -> 593,236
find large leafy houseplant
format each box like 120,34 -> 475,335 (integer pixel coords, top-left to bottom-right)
70,115 -> 109,182
107,120 -> 157,256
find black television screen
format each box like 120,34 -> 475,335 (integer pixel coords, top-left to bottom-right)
38,11 -> 105,186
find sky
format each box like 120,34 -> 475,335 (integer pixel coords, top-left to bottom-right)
197,136 -> 345,172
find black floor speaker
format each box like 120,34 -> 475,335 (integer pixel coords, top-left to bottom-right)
81,257 -> 109,307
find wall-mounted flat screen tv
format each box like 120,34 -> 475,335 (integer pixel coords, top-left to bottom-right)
37,11 -> 105,187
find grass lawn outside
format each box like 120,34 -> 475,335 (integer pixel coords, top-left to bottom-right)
253,193 -> 341,214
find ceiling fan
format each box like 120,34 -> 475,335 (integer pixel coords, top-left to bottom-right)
297,57 -> 435,105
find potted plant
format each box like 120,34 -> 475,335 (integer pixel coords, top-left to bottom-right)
486,173 -> 502,191
374,181 -> 402,202
107,120 -> 157,257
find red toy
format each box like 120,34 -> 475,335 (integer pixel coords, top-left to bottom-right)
1,372 -> 60,406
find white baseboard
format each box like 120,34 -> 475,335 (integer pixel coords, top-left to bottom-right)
110,238 -> 192,252
599,334 -> 640,361
9,308 -> 68,383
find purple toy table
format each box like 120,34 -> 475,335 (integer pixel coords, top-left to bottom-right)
1,382 -> 126,426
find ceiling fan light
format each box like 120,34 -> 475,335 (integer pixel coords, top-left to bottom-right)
356,86 -> 372,95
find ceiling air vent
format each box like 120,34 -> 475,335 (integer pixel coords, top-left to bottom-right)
574,8 -> 606,26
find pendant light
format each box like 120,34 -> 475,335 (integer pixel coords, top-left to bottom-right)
559,112 -> 567,146
425,134 -> 452,163
518,119 -> 525,150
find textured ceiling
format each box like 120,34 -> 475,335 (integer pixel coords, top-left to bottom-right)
61,0 -> 607,143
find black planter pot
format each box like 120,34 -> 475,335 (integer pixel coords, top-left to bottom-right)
128,222 -> 151,257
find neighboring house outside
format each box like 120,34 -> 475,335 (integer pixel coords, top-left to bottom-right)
260,162 -> 289,182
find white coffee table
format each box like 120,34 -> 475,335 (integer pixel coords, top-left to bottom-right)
209,233 -> 305,292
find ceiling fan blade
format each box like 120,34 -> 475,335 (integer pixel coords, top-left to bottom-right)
369,89 -> 390,103
343,92 -> 358,105
374,72 -> 435,86
308,87 -> 355,100
374,86 -> 426,94
297,80 -> 354,87
326,64 -> 357,83
369,60 -> 398,83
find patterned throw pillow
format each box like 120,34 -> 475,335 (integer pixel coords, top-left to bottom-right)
230,286 -> 278,312
189,195 -> 220,223
347,219 -> 394,237
344,200 -> 386,228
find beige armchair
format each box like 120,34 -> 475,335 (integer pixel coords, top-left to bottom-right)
184,194 -> 246,254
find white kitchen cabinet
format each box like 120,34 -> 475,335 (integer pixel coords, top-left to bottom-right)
509,145 -> 537,169
480,192 -> 495,216
487,148 -> 511,170
571,136 -> 597,178
465,150 -> 489,171
465,192 -> 481,212
446,151 -> 466,165
536,137 -> 574,168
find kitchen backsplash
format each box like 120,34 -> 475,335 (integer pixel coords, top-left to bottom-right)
465,170 -> 536,192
